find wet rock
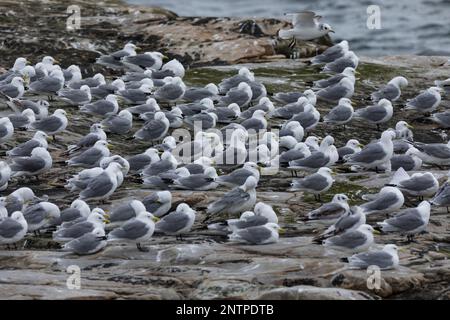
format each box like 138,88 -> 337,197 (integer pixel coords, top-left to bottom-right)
257,285 -> 375,300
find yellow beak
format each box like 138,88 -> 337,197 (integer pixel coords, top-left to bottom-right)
373,229 -> 381,235
151,216 -> 160,222
278,227 -> 286,234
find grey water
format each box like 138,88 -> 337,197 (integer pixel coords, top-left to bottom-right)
126,0 -> 450,56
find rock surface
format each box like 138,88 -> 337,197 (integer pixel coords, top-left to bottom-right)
0,0 -> 450,301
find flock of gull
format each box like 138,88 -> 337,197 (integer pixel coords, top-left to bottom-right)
0,25 -> 450,270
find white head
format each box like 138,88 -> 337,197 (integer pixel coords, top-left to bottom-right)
317,167 -> 333,176
332,193 -> 349,203
254,202 -> 278,223
13,57 -> 28,71
204,166 -> 218,178
11,77 -> 25,87
200,98 -> 215,109
111,79 -> 126,90
242,176 -> 258,191
154,111 -> 168,122
205,83 -> 219,94
176,203 -> 195,216
319,23 -> 334,35
30,147 -> 49,158
390,76 -> 408,88
346,139 -> 362,149
238,67 -> 254,80
157,191 -> 172,203
54,109 -> 67,117
118,109 -> 133,121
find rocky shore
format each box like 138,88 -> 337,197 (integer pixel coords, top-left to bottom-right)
0,0 -> 449,300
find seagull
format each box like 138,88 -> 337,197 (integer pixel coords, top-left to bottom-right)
142,191 -> 172,217
207,176 -> 258,217
354,99 -> 393,130
239,97 -> 274,120
323,224 -> 377,253
155,203 -> 196,240
389,168 -> 438,200
153,76 -> 186,103
107,211 -> 159,252
173,167 -> 218,191
279,121 -> 304,142
178,98 -> 214,116
184,111 -> 218,130
275,142 -> 310,167
218,82 -> 253,108
314,206 -> 366,242
152,59 -> 185,78
430,111 -> 450,128
290,167 -> 334,201
290,104 -> 320,131
289,135 -> 335,171
273,89 -> 316,105
10,147 -> 52,178
345,130 -> 396,172
2,187 -> 38,215
313,67 -> 356,89
306,194 -> 350,221
360,186 -> 404,216
117,83 -> 153,105
80,94 -> 119,116
271,97 -> 309,119
67,123 -> 107,154
390,148 -> 423,171
311,40 -> 349,64
371,76 -> 408,102
62,228 -> 108,255
323,97 -> 354,127
337,139 -> 362,162
213,103 -> 241,123
30,109 -> 68,141
0,211 -> 28,247
67,140 -> 110,168
7,109 -> 35,130
405,87 -> 443,113
96,43 -> 138,69
101,109 -> 133,134
322,51 -> 359,73
183,83 -> 219,102
107,200 -> 147,229
0,57 -> 28,81
216,162 -> 260,187
316,77 -> 355,103
218,67 -> 255,94
79,162 -> 123,201
126,97 -> 160,115
29,69 -> 65,98
0,77 -> 25,99
22,201 -> 60,232
377,201 -> 431,241
347,244 -> 399,270
0,117 -> 14,145
53,209 -> 108,242
278,11 -> 334,42
241,110 -> 267,131
229,222 -> 282,245
5,99 -> 49,120
59,199 -> 91,223
122,51 -> 166,71
0,162 -> 12,191
412,140 -> 450,166
141,151 -> 178,177
127,148 -> 160,173
57,85 -> 92,106
134,111 -> 169,142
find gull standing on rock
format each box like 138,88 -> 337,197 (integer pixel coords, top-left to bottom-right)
57,85 -> 91,106
22,201 -> 60,233
0,117 -> 14,145
96,43 -> 138,69
68,140 -> 110,168
127,148 -> 160,173
316,77 -> 355,103
122,51 -> 165,71
323,224 -> 377,253
411,140 -> 450,166
183,83 -> 219,102
53,209 -> 108,241
155,203 -> 196,240
306,194 -> 350,221
107,200 -> 147,229
3,187 -> 38,215
218,82 -> 253,108
80,94 -> 119,116
0,162 -> 12,191
311,40 -> 349,64
337,139 -> 362,161
30,109 -> 68,141
134,111 -> 169,143
354,98 -> 393,130
218,67 -> 254,93
405,87 -> 442,113
345,130 -> 395,172
154,77 -> 186,104
390,148 -> 422,171
229,222 -> 283,245
10,147 -> 52,178
63,228 -> 108,255
207,176 -> 258,217
59,200 -> 91,224
7,109 -> 35,130
313,67 -> 356,90
377,201 -> 431,241
289,135 -> 335,171
323,51 -> 359,73
323,97 -> 354,127
371,76 -> 408,102
0,211 -> 28,247
79,162 -> 123,201
347,244 -> 399,270
142,191 -> 172,217
290,167 -> 334,201
67,124 -> 106,154
360,186 -> 404,216
290,104 -> 320,131
101,109 -> 133,134
108,211 -> 159,252
0,77 -> 25,99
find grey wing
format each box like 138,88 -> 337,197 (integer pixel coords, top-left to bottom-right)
0,124 -> 9,138
356,105 -> 386,122
391,155 -> 415,171
350,251 -> 393,269
333,213 -> 361,233
120,89 -> 147,102
80,173 -> 113,199
183,88 -> 213,101
289,11 -> 316,28
110,203 -> 135,222
78,133 -> 101,148
290,152 -> 329,168
103,116 -> 131,134
349,143 -> 386,164
294,173 -> 328,191
362,192 -> 399,212
325,58 -> 354,73
220,89 -> 250,106
124,54 -> 156,68
314,74 -> 344,88
385,211 -> 424,230
241,118 -> 264,130
71,148 -> 103,166
30,77 -> 61,92
128,154 -> 151,171
23,204 -> 46,225
209,188 -> 250,213
235,226 -> 272,244
135,120 -> 167,140
156,212 -> 189,233
177,174 -> 211,189
309,203 -> 346,219
408,91 -> 438,108
32,116 -> 62,132
327,231 -> 367,249
83,100 -> 114,114
110,49 -> 130,59
432,183 -> 450,204
143,159 -> 173,176
60,208 -> 82,222
66,233 -> 101,254
399,176 -> 435,192
110,220 -> 149,240
11,156 -> 46,172
325,106 -> 352,122
338,147 -> 354,159
0,219 -> 23,238
420,144 -> 450,159
317,84 -> 348,102
0,84 -> 19,97
155,84 -> 183,100
56,221 -> 94,238
371,84 -> 399,101
232,215 -> 268,229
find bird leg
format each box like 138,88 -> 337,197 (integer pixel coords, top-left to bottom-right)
447,207 -> 449,213
136,243 -> 149,252
376,124 -> 381,131
52,135 -> 57,142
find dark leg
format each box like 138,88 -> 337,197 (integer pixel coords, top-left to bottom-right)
52,135 -> 57,142
447,207 -> 449,213
136,243 -> 149,252
376,124 -> 380,131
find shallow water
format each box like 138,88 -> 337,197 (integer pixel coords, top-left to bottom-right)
127,0 -> 450,56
